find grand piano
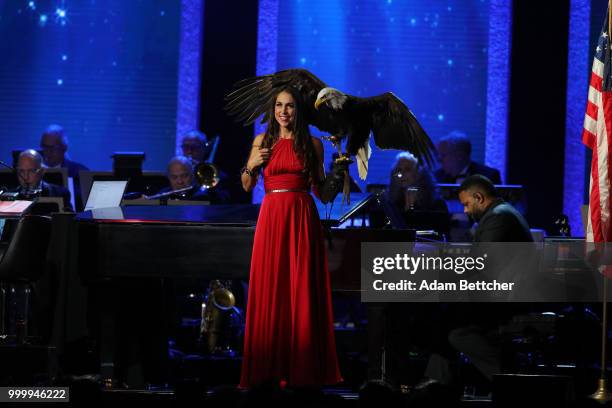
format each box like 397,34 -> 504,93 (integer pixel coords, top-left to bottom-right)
76,194 -> 415,291
77,205 -> 260,281
72,194 -> 417,386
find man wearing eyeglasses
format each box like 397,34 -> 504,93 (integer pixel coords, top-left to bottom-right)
13,149 -> 72,212
154,156 -> 229,203
156,156 -> 208,200
180,130 -> 209,166
40,124 -> 89,210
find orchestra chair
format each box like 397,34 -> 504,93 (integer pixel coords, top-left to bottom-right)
0,215 -> 52,344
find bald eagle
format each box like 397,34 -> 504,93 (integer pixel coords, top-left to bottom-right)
224,68 -> 435,180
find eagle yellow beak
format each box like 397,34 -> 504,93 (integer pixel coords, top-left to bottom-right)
314,97 -> 324,110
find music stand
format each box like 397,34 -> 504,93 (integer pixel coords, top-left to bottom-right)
80,171 -> 168,205
43,168 -> 68,188
111,152 -> 145,179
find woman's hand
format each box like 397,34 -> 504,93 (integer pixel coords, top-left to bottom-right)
247,146 -> 271,171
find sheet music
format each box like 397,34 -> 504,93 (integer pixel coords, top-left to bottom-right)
0,200 -> 33,215
85,180 -> 128,211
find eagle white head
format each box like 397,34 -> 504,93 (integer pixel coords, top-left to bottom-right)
315,87 -> 348,111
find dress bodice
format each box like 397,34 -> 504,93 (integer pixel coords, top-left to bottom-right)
263,138 -> 309,191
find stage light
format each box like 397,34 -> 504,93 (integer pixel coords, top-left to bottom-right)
56,8 -> 66,19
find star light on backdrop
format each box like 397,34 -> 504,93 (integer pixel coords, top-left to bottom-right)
250,0 -> 511,203
0,1 -> 182,171
1,0 -> 512,180
28,1 -> 67,27
55,7 -> 67,25
265,0 -> 495,189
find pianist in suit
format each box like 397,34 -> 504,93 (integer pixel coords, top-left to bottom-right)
11,149 -> 72,211
156,155 -> 228,203
419,175 -> 533,393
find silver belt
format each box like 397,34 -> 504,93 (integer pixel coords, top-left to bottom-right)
265,189 -> 308,194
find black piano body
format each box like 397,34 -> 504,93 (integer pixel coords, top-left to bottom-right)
77,205 -> 260,281
76,204 -> 415,290
73,204 -> 417,386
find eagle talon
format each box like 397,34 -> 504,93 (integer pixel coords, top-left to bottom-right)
334,154 -> 353,165
321,135 -> 341,146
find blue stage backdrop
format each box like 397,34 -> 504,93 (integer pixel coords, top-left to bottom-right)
274,0 -> 492,187
0,0 -> 180,171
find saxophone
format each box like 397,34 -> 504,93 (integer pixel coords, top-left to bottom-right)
200,280 -> 237,354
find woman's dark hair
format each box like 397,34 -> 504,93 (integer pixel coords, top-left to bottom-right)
260,87 -> 319,182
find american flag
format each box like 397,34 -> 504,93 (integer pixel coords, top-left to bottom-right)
583,11 -> 612,242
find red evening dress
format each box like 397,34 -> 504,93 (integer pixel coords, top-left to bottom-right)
239,138 -> 342,388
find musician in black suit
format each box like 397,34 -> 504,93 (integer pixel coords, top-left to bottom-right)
40,124 -> 89,210
434,131 -> 502,185
420,175 -> 532,391
458,175 -> 532,242
12,149 -> 72,212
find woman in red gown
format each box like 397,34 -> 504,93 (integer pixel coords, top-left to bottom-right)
239,87 -> 343,388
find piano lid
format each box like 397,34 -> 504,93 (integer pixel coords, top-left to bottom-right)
76,204 -> 261,226
314,192 -> 376,227
78,193 -> 376,227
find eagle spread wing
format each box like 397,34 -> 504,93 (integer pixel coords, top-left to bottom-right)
225,69 -> 436,179
358,92 -> 436,168
224,68 -> 332,129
